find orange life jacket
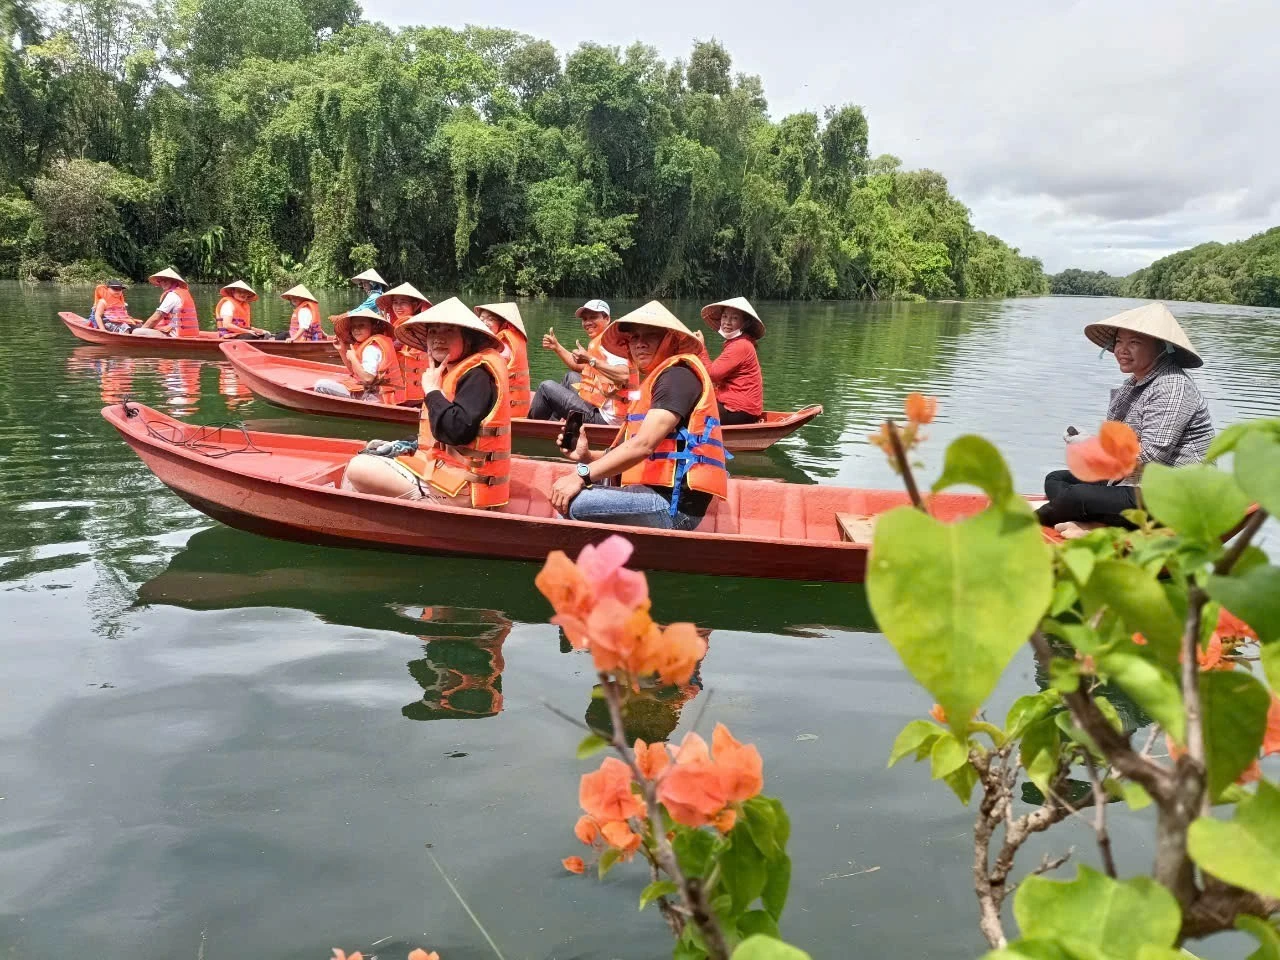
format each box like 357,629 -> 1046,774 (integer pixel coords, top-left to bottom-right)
498,327 -> 531,417
396,350 -> 511,509
157,286 -> 200,337
400,346 -> 430,403
288,300 -> 324,340
573,333 -> 638,417
216,296 -> 253,336
101,288 -> 130,323
342,334 -> 405,404
617,354 -> 729,515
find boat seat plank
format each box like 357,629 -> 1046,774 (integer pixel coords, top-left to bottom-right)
836,512 -> 877,544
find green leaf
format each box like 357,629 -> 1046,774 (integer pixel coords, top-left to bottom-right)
867,503 -> 1052,735
887,719 -> 944,767
598,847 -> 621,878
1096,652 -> 1185,744
1050,579 -> 1080,617
1206,565 -> 1280,644
1060,547 -> 1096,585
575,733 -> 608,758
1205,421 -> 1251,461
1235,430 -> 1280,515
1238,915 -> 1280,960
980,941 -> 1083,960
1201,670 -> 1270,799
639,879 -> 678,910
943,759 -> 979,804
1049,658 -> 1082,693
673,827 -> 718,878
931,434 -> 1016,505
1264,643 -> 1280,691
930,732 -> 970,780
1080,560 -> 1182,662
1188,781 -> 1280,899
1012,866 -> 1182,959
1140,463 -> 1250,542
742,796 -> 780,859
761,852 -> 791,920
1021,717 -> 1062,795
1103,778 -> 1153,811
765,797 -> 791,849
720,833 -> 769,913
730,935 -> 813,960
1005,691 -> 1061,739
737,910 -> 781,941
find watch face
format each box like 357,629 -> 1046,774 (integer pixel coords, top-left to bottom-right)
577,463 -> 590,478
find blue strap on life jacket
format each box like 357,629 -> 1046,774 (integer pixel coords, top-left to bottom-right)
644,417 -> 732,517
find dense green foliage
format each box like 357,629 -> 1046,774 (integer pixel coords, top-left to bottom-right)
1052,226 -> 1280,307
0,0 -> 1049,299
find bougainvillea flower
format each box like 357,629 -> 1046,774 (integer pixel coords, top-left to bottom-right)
929,704 -> 948,724
600,820 -> 642,857
408,950 -> 440,960
562,855 -> 586,874
535,551 -> 593,622
905,393 -> 938,425
1166,734 -> 1186,762
332,951 -> 363,960
1237,760 -> 1262,785
1132,633 -> 1148,646
633,739 -> 671,781
658,732 -> 730,828
573,597 -> 656,674
713,724 -> 764,803
574,814 -> 601,846
576,536 -> 649,608
1264,695 -> 1280,757
635,622 -> 707,686
1215,608 -> 1258,642
1065,421 -> 1141,482
580,756 -> 645,822
713,808 -> 738,834
1194,634 -> 1231,672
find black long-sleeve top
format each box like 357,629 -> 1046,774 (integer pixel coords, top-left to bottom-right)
423,367 -> 498,445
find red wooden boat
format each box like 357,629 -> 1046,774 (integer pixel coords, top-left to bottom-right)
58,312 -> 338,361
219,340 -> 823,452
102,402 -> 1000,583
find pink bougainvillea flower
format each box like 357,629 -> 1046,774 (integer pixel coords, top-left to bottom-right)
562,855 -> 586,874
713,724 -> 764,804
580,756 -> 645,823
576,537 -> 648,608
904,393 -> 938,425
1263,695 -> 1280,757
1066,421 -> 1140,482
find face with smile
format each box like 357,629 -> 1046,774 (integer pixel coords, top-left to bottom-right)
230,289 -> 252,303
389,296 -> 418,321
477,309 -> 502,335
623,326 -> 668,374
348,318 -> 374,343
1113,329 -> 1162,378
718,308 -> 745,336
424,324 -> 466,365
580,310 -> 608,338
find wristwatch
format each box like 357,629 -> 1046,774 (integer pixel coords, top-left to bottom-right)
587,357 -> 597,368
576,462 -> 593,488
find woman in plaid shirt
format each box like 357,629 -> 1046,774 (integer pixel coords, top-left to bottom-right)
1038,303 -> 1214,533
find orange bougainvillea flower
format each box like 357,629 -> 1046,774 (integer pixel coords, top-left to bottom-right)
408,950 -> 440,960
905,393 -> 938,425
1215,608 -> 1258,642
574,814 -> 602,846
929,704 -> 947,724
1237,760 -> 1262,785
1066,421 -> 1141,482
634,622 -> 708,686
535,536 -> 650,651
713,723 -> 764,804
713,807 -> 738,834
1166,734 -> 1186,763
1186,634 -> 1233,672
1132,633 -> 1148,646
332,951 -> 363,960
562,855 -> 586,874
634,739 -> 671,781
1264,695 -> 1280,757
600,820 -> 642,857
580,756 -> 645,823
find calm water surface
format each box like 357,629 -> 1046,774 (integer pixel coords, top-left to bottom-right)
2,283 -> 1278,959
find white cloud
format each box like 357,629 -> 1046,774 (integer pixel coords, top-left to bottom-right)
363,0 -> 1280,274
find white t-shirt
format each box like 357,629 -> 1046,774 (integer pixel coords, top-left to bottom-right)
158,291 -> 182,315
360,343 -> 383,376
217,299 -> 236,322
295,305 -> 315,329
597,347 -> 631,425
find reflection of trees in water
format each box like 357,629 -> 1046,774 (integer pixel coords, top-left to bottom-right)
400,606 -> 511,722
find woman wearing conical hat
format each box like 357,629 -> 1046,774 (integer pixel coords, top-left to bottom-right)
376,282 -> 434,403
700,297 -> 765,425
549,301 -> 729,531
278,285 -> 326,342
215,280 -> 269,339
341,298 -> 512,510
136,267 -> 200,338
349,267 -> 388,312
474,303 -> 531,417
313,307 -> 405,404
1037,302 -> 1215,534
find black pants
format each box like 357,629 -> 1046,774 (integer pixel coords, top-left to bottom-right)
1036,470 -> 1138,528
718,403 -> 762,425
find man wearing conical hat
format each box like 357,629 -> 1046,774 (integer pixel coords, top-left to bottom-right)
214,279 -> 269,339
137,267 -> 200,338
1037,302 -> 1215,534
548,301 -> 729,531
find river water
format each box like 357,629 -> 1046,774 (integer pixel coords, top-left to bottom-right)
1,283 -> 1277,959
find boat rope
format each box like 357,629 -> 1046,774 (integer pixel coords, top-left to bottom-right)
121,398 -> 270,459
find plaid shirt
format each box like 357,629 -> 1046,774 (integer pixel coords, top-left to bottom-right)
1106,357 -> 1214,485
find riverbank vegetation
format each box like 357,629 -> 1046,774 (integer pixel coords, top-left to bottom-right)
1051,226 -> 1280,307
1,0 -> 1048,300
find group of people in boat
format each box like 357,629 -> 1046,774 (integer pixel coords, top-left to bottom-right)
87,269 -> 328,342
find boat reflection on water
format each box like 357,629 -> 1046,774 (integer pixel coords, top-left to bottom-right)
399,605 -> 510,722
156,359 -> 203,417
218,364 -> 254,411
66,348 -> 208,416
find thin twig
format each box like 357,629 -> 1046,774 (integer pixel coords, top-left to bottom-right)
1031,849 -> 1074,877
886,420 -> 926,511
425,847 -> 507,960
1214,508 -> 1269,575
1083,754 -> 1117,878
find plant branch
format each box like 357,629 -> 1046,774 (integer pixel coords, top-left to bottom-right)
1214,507 -> 1269,575
1083,754 -> 1117,878
886,420 -> 926,511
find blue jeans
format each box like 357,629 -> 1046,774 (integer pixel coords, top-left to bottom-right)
568,484 -> 703,531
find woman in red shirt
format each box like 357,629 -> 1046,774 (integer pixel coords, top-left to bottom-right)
700,297 -> 764,424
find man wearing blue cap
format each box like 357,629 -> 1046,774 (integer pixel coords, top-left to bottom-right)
530,298 -> 635,425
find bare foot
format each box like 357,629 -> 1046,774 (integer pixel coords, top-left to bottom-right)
1054,521 -> 1091,540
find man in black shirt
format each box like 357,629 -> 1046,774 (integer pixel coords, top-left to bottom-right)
550,303 -> 726,531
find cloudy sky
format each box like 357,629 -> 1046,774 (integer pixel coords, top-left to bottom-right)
363,0 -> 1278,275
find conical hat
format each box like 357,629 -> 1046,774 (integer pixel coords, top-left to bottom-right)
395,297 -> 502,353
333,307 -> 392,344
349,268 -> 387,286
474,302 -> 527,339
701,296 -> 764,341
148,267 -> 187,287
376,282 -> 433,315
601,300 -> 701,357
219,279 -> 258,302
281,284 -> 316,302
1084,302 -> 1202,368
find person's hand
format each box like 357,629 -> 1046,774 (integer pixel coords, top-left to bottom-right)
556,426 -> 591,463
542,327 -> 560,351
550,471 -> 585,516
571,340 -> 591,365
421,357 -> 445,396
1063,426 -> 1084,445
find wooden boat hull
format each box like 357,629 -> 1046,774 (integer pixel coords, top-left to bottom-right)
219,340 -> 822,452
59,312 -> 338,361
102,402 -> 997,582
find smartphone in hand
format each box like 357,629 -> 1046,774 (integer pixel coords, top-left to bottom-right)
561,411 -> 584,452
